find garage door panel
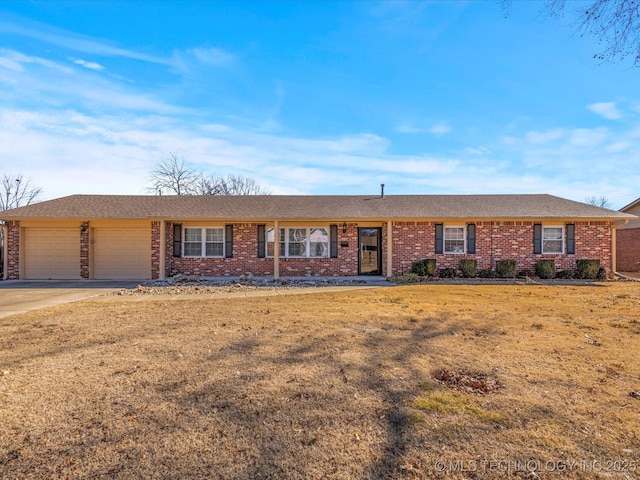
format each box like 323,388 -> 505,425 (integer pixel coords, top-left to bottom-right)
93,228 -> 151,279
24,228 -> 80,279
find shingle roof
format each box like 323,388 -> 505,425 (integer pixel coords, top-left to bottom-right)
0,194 -> 635,221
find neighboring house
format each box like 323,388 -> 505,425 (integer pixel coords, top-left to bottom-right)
0,193 -> 635,280
616,197 -> 640,272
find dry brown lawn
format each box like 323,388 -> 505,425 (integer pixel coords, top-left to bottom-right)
1,282 -> 639,479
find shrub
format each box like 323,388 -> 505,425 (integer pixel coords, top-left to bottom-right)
517,269 -> 533,278
438,268 -> 457,278
535,259 -> 555,279
555,269 -> 575,279
495,260 -> 517,278
410,259 -> 437,277
478,268 -> 497,278
597,267 -> 607,280
576,259 -> 600,279
459,259 -> 477,278
387,273 -> 420,283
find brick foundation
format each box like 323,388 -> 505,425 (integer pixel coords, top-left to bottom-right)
616,228 -> 640,272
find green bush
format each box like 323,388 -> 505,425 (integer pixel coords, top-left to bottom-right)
555,269 -> 575,279
495,260 -> 517,278
410,259 -> 437,277
387,273 -> 420,283
576,259 -> 600,279
535,259 -> 555,279
459,259 -> 477,278
478,268 -> 497,278
438,268 -> 457,278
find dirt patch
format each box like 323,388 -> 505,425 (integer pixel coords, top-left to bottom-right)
433,368 -> 504,395
1,283 -> 639,479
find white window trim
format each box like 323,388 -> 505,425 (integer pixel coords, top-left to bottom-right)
542,225 -> 564,254
444,225 -> 466,254
182,226 -> 225,258
267,226 -> 330,258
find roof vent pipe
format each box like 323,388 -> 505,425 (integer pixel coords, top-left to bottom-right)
381,184 -> 385,199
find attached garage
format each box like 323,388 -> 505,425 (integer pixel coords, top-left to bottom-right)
92,227 -> 151,279
24,228 -> 80,279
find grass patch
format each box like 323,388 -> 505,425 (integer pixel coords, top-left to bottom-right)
1,283 -> 639,479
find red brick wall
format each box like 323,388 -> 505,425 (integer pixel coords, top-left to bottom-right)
165,222 -> 364,277
616,228 -> 640,272
80,223 -> 89,279
151,221 -> 161,279
6,221 -> 20,280
391,221 -> 613,276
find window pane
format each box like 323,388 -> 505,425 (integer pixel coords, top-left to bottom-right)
184,228 -> 201,242
288,228 -> 307,256
206,228 -> 223,242
310,228 -> 328,257
184,228 -> 202,256
206,243 -> 224,256
444,227 -> 464,253
266,228 -> 285,257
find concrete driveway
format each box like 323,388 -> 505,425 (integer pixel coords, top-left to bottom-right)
0,280 -> 139,319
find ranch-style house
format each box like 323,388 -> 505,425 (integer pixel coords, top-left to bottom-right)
1,193 -> 635,280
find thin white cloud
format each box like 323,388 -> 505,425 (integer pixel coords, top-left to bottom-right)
0,20 -> 170,66
0,49 -> 72,73
190,47 -> 234,67
525,129 -> 564,144
396,122 -> 451,135
70,57 -> 106,71
587,102 -> 623,120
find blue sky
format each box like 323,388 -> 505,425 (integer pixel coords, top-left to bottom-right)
0,1 -> 638,208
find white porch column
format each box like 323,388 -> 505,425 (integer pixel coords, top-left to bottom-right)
274,219 -> 280,279
386,220 -> 393,277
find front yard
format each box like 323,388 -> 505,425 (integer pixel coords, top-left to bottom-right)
1,283 -> 639,479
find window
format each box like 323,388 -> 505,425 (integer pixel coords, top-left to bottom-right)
444,226 -> 465,254
267,227 -> 329,258
183,227 -> 224,257
542,226 -> 563,254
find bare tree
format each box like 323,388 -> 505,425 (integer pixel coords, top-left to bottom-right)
503,0 -> 640,66
148,154 -> 270,196
0,173 -> 43,211
1,173 -> 42,277
212,174 -> 270,195
584,195 -> 612,208
147,153 -> 198,195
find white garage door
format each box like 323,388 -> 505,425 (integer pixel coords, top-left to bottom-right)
24,228 -> 80,279
93,228 -> 151,279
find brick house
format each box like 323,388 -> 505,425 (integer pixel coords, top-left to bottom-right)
616,197 -> 640,272
1,193 -> 635,280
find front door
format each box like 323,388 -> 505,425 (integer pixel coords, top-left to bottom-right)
358,228 -> 382,275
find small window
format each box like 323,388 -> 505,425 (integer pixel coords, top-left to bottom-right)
542,227 -> 563,254
183,227 -> 225,257
184,228 -> 203,256
444,226 -> 465,254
